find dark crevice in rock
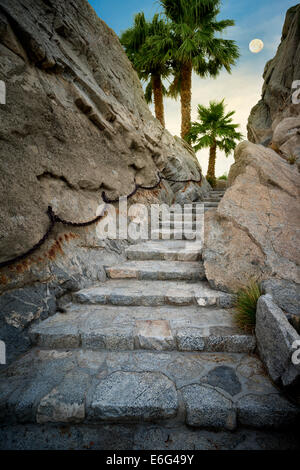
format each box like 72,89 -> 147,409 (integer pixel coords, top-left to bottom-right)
36,171 -> 115,194
37,171 -> 76,190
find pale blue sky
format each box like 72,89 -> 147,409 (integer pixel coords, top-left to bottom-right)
88,0 -> 297,175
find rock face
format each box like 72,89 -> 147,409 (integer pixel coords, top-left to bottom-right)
88,371 -> 178,422
256,295 -> 300,388
0,0 -> 206,268
203,5 -> 300,389
203,141 -> 300,292
272,116 -> 300,170
1,348 -> 299,433
0,0 -> 207,361
247,4 -> 300,148
181,384 -> 236,431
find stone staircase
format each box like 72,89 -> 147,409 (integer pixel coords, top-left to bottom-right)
0,199 -> 299,450
203,188 -> 225,212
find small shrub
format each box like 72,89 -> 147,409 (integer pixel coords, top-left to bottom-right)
234,281 -> 262,332
206,175 -> 217,188
287,154 -> 297,165
218,173 -> 228,181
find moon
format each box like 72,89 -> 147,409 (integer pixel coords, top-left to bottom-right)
249,39 -> 264,53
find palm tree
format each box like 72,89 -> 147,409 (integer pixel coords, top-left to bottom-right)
186,100 -> 243,187
158,0 -> 240,138
120,13 -> 171,127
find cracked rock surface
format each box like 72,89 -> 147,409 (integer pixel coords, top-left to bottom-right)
0,0 -> 206,268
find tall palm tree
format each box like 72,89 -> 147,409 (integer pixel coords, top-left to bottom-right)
158,0 -> 240,138
120,13 -> 171,127
186,100 -> 243,187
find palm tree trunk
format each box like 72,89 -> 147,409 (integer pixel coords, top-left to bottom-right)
207,141 -> 217,186
180,61 -> 192,139
152,73 -> 165,127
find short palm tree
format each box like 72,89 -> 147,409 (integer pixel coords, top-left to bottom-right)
120,13 -> 171,127
186,100 -> 243,187
158,0 -> 240,138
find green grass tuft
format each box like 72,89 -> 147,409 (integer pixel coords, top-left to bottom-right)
218,173 -> 228,180
234,281 -> 262,332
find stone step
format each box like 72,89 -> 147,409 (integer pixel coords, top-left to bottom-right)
73,280 -> 234,308
203,202 -> 219,207
126,240 -> 202,261
174,202 -> 203,206
162,206 -> 204,213
29,304 -> 255,353
158,211 -> 202,218
0,348 -> 298,430
151,229 -> 201,240
105,260 -> 205,281
203,198 -> 222,202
